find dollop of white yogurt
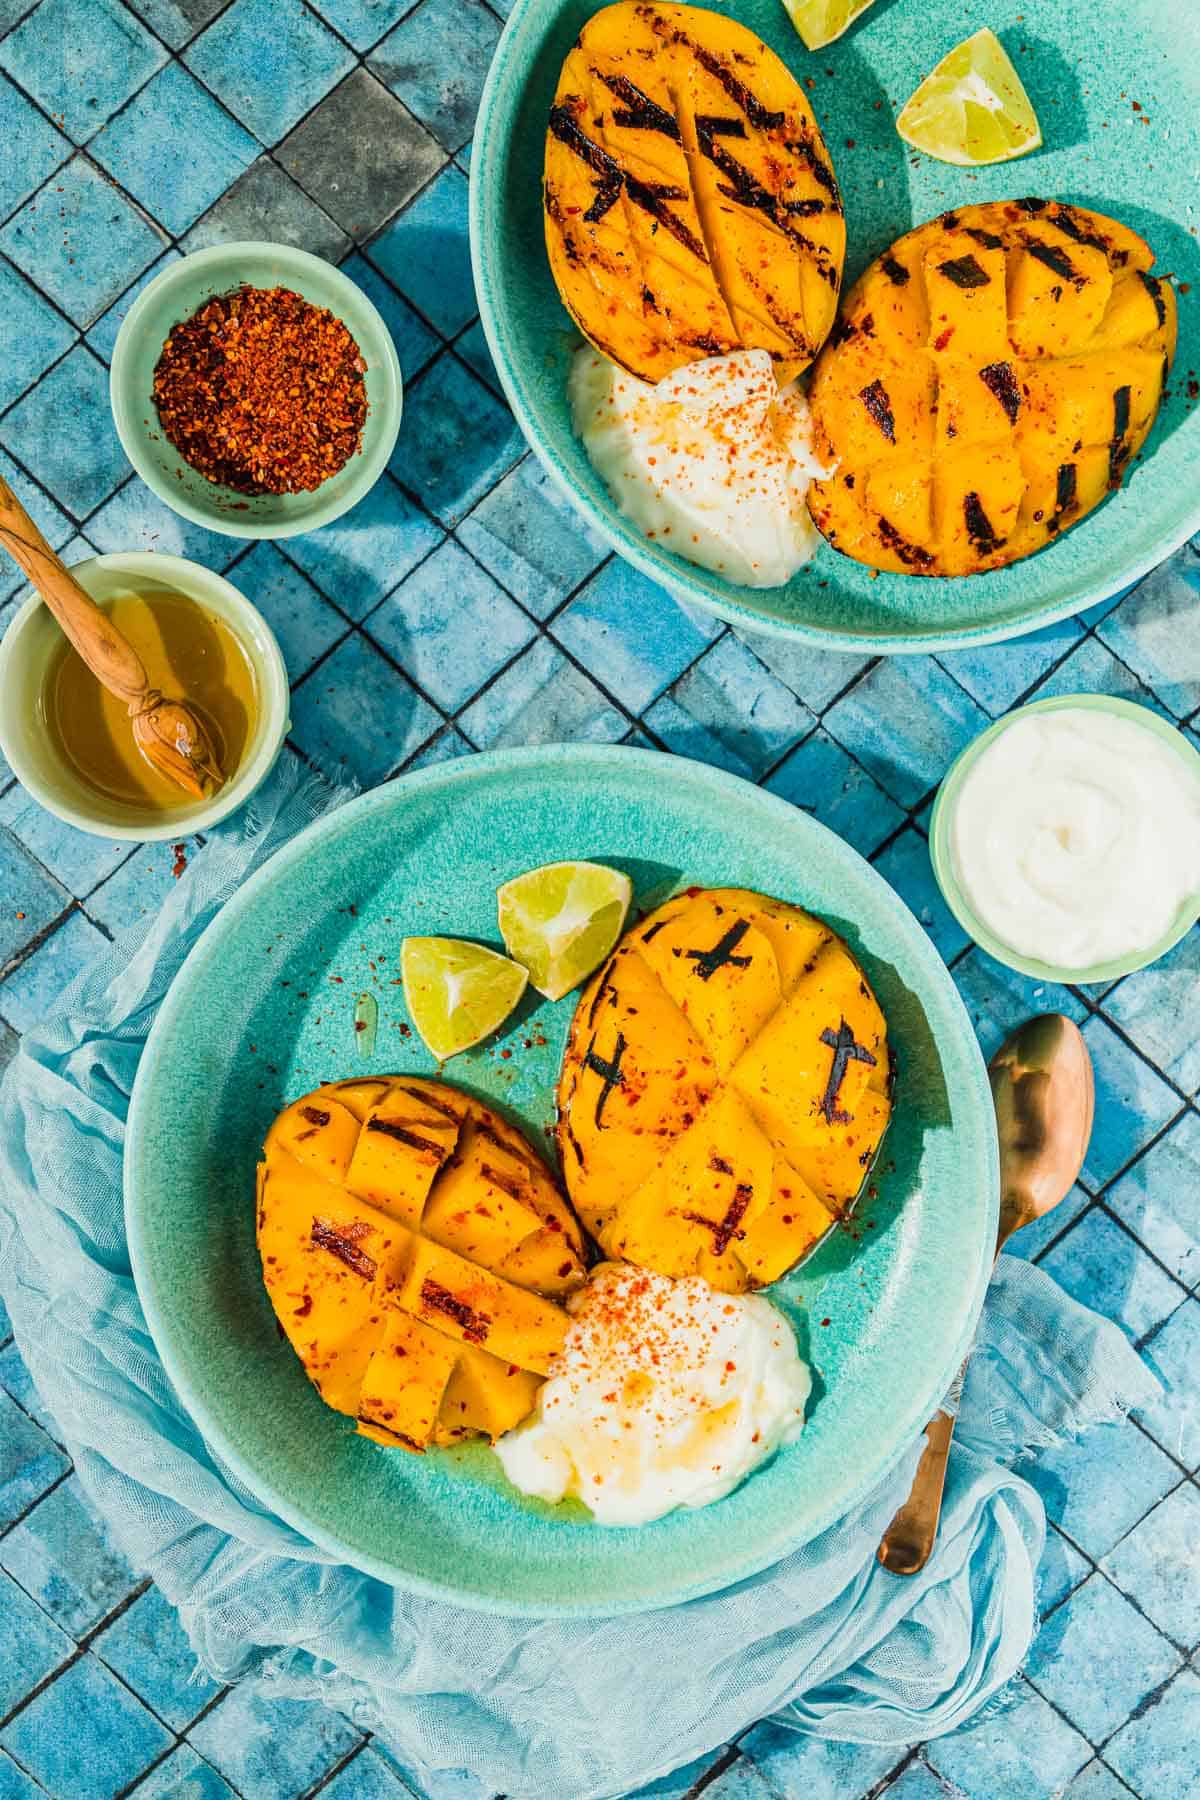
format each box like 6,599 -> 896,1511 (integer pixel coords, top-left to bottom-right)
495,1262 -> 810,1527
950,706 -> 1200,969
569,346 -> 828,588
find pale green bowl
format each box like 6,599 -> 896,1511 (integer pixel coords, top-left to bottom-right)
0,551 -> 290,841
930,694 -> 1200,986
110,243 -> 402,540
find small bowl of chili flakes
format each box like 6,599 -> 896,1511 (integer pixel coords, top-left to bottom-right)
111,242 -> 402,540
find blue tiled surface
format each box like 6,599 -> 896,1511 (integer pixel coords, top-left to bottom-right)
185,0 -> 354,149
0,6 -> 1196,1799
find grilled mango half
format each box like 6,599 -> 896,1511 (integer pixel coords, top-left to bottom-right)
557,888 -> 892,1293
807,199 -> 1177,576
258,1077 -> 587,1451
544,1 -> 845,386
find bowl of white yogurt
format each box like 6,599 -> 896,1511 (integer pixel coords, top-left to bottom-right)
931,695 -> 1200,984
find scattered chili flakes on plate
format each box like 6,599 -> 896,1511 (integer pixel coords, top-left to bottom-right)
151,285 -> 367,496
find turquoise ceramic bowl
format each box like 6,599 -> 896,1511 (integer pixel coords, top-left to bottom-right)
126,747 -> 997,1615
471,0 -> 1200,650
111,243 -> 402,539
930,693 -> 1200,986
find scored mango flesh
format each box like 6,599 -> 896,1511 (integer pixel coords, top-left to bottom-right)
543,0 -> 845,386
557,888 -> 892,1293
257,1077 -> 588,1451
807,199 -> 1177,576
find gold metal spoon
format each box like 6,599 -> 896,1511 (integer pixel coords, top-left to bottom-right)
0,474 -> 223,800
877,1013 -> 1094,1576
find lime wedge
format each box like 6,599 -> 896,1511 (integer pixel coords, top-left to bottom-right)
896,28 -> 1042,166
497,861 -> 633,1001
400,937 -> 528,1061
780,0 -> 878,52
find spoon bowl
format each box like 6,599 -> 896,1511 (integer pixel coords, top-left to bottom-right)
991,1014 -> 1095,1241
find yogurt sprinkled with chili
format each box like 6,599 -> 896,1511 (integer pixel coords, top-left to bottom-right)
570,347 -> 829,588
495,1261 -> 810,1526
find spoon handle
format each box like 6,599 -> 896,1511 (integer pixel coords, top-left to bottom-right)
878,1014 -> 1093,1577
876,1404 -> 957,1575
0,474 -> 153,709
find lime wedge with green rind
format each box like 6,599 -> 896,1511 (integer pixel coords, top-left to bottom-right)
401,937 -> 528,1061
497,861 -> 633,1001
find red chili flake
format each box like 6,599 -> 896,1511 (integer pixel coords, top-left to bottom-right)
500,1049 -> 512,1060
820,1317 -> 831,1327
151,286 -> 367,495
171,843 -> 188,879
934,326 -> 954,351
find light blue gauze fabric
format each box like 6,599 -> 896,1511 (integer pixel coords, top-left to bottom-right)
0,759 -> 1160,1800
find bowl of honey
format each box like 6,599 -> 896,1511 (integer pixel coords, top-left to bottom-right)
0,552 -> 289,840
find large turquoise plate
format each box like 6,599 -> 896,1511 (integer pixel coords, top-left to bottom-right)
470,0 -> 1200,650
126,748 -> 997,1614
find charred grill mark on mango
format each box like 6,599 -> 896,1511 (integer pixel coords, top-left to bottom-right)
1048,461 -> 1078,532
420,1278 -> 491,1345
979,360 -> 1022,424
685,919 -> 753,980
877,517 -> 934,569
964,227 -> 1003,251
1049,207 -> 1109,253
881,255 -> 909,286
673,32 -> 785,130
301,1105 -> 330,1127
398,1085 -> 460,1122
938,253 -> 990,290
818,1021 -> 877,1126
964,491 -> 1001,554
1108,384 -> 1133,487
563,1118 -> 587,1167
583,1030 -> 628,1127
683,1182 -> 753,1255
366,1119 -> 448,1159
360,1418 -> 424,1452
1139,270 -> 1167,327
479,1163 -> 527,1201
1015,196 -> 1048,213
1022,236 -> 1081,285
786,133 -> 841,207
312,1216 -> 378,1280
597,70 -> 680,137
859,378 -> 896,442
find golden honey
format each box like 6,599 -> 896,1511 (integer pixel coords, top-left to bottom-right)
42,586 -> 257,812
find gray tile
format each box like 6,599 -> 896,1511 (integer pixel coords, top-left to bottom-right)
182,156 -> 350,260
126,0 -> 228,49
276,70 -> 444,242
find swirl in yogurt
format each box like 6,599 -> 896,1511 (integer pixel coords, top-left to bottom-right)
949,706 -> 1200,969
